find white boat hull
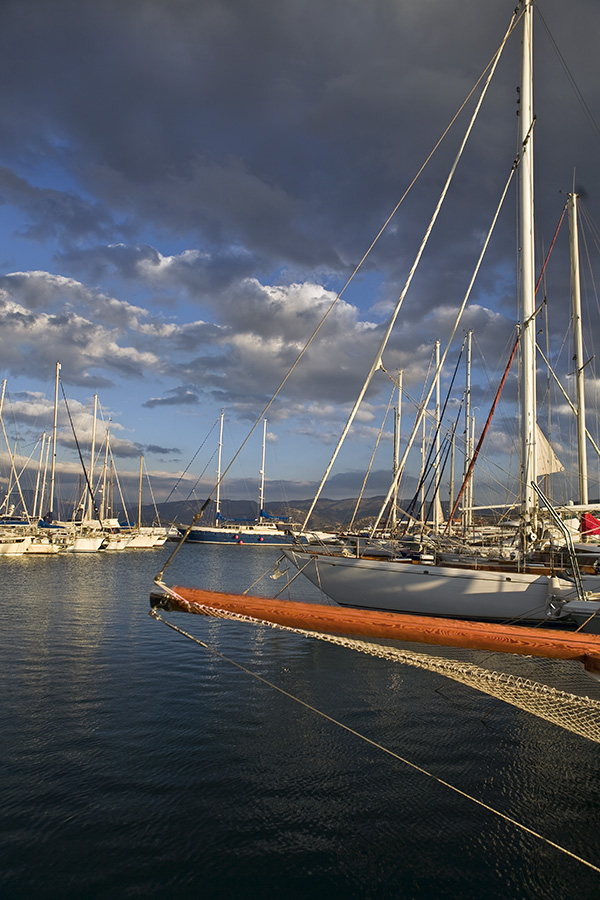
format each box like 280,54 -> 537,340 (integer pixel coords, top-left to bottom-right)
67,535 -> 106,552
103,534 -> 133,550
126,531 -> 159,548
26,536 -> 66,554
284,549 -> 568,624
0,535 -> 32,555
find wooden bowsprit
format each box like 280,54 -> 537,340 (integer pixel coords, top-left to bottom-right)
150,583 -> 600,677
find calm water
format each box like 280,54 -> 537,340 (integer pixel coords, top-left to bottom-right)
1,543 -> 600,899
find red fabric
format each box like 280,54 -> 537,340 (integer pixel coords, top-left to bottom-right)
582,513 -> 600,535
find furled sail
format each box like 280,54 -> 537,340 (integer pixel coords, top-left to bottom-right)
536,424 -> 564,476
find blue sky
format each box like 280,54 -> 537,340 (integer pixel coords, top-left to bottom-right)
1,0 -> 600,516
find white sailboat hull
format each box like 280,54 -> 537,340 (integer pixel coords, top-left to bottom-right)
26,536 -> 67,554
103,533 -> 133,550
0,535 -> 32,555
284,549 -> 562,624
67,535 -> 106,552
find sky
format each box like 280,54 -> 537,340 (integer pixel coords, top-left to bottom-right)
1,0 -> 600,517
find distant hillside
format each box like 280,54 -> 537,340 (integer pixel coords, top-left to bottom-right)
3,490 -> 397,530
143,496 -> 395,531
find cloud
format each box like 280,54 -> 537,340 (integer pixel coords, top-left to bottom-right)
145,444 -> 180,455
143,388 -> 200,408
0,274 -> 162,386
0,167 -> 120,245
0,0 -> 598,498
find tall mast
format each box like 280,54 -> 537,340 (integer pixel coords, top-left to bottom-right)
519,0 -> 537,530
101,420 -> 111,521
392,370 -> 403,529
448,421 -> 456,532
33,433 -> 46,520
433,341 -> 441,531
569,191 -> 588,505
38,435 -> 50,523
258,418 -> 267,522
138,455 -> 143,530
419,415 -> 426,527
462,330 -> 473,534
87,393 -> 98,521
215,409 -> 224,524
0,380 -> 31,521
49,361 -> 61,520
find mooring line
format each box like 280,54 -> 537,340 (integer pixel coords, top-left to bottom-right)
150,609 -> 600,875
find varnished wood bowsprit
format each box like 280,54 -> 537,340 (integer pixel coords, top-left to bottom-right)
157,585 -> 600,675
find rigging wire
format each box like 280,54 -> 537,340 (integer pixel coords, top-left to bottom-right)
535,5 -> 600,148
162,416 -> 220,506
408,340 -> 465,524
150,608 -> 600,875
348,383 -> 397,532
184,447 -> 218,505
155,9 -> 523,584
578,203 -> 600,495
59,378 -> 102,523
368,159 -> 520,540
378,371 -> 523,513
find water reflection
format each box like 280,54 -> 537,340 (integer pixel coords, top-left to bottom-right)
1,545 -> 599,899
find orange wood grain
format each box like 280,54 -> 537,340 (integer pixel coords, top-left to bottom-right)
164,585 -> 600,674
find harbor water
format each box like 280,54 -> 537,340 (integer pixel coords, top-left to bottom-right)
2,543 -> 599,899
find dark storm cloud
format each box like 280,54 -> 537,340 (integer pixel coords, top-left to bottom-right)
55,243 -> 162,282
57,242 -> 264,295
0,0 -> 599,461
7,0 -> 599,285
0,168 -> 119,245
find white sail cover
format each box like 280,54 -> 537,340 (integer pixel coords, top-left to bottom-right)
536,425 -> 564,475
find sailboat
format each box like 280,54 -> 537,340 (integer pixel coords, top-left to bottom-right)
279,0 -> 600,632
153,1 -> 600,647
120,456 -> 170,548
182,413 -> 332,546
0,380 -> 71,553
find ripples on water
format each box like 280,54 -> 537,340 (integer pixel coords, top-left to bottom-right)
1,544 -> 599,899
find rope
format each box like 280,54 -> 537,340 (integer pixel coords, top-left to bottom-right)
150,607 -> 600,875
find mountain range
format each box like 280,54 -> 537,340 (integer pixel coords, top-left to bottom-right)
144,496 -> 394,532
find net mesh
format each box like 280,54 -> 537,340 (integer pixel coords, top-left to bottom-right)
199,604 -> 600,744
